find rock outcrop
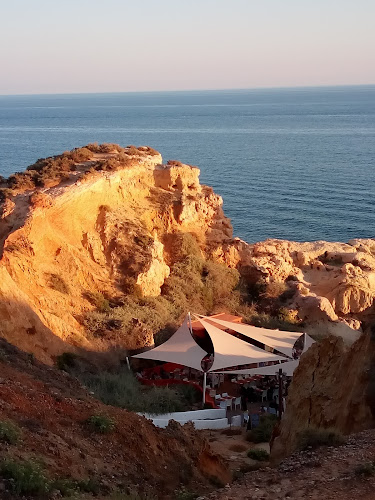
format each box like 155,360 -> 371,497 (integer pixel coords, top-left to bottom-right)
270,333 -> 375,463
1,145 -> 375,363
215,238 -> 375,336
0,148 -> 232,363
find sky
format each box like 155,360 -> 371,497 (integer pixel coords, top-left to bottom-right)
1,0 -> 374,95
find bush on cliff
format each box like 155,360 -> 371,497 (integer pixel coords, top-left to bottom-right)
81,370 -> 184,414
0,420 -> 21,444
83,248 -> 242,346
297,428 -> 346,450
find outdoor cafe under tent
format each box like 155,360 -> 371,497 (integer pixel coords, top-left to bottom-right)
131,313 -> 310,404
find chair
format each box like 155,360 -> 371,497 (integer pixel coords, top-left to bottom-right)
222,392 -> 229,398
215,394 -> 221,400
226,399 -> 232,409
209,389 -> 216,397
233,397 -> 241,410
268,407 -> 277,416
261,390 -> 268,402
219,400 -> 228,410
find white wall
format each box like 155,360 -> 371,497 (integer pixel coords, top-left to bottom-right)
140,408 -> 226,421
139,408 -> 241,430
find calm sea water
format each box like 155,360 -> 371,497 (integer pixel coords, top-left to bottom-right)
0,86 -> 374,243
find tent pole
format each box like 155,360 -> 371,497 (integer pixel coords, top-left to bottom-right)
202,372 -> 207,407
126,356 -> 131,371
278,368 -> 283,419
188,311 -> 193,334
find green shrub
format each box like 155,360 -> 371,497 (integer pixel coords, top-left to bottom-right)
0,420 -> 21,444
47,273 -> 70,294
86,414 -> 115,434
84,291 -> 111,312
263,281 -> 287,299
52,478 -> 77,496
247,448 -> 270,461
76,477 -> 100,494
0,459 -> 50,495
175,488 -> 198,500
81,371 -> 184,414
297,428 -> 346,450
56,352 -> 77,371
354,462 -> 375,477
246,415 -> 277,443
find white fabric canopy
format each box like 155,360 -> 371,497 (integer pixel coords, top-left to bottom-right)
201,316 -> 303,359
199,319 -> 287,372
303,333 -> 315,353
132,317 -> 207,371
217,359 -> 299,377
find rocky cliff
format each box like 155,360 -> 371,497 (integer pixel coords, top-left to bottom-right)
217,238 -> 375,340
270,332 -> 375,462
0,146 -> 233,363
1,144 -> 375,364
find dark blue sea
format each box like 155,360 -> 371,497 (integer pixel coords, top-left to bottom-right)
0,86 -> 374,243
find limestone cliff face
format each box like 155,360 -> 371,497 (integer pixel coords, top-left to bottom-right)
1,145 -> 375,363
270,333 -> 375,462
0,151 -> 232,363
214,238 -> 375,337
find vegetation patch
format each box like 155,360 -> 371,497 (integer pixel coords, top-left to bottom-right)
83,232 -> 248,346
0,420 -> 21,444
56,351 -> 77,371
354,461 -> 375,477
84,290 -> 111,312
246,414 -> 277,443
82,371 -> 185,414
85,414 -> 115,434
297,428 -> 346,450
47,273 -> 70,294
0,459 -> 50,496
247,448 -> 270,461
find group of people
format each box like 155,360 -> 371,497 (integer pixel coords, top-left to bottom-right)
239,375 -> 291,411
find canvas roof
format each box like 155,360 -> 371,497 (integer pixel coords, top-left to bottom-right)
199,319 -> 287,372
217,359 -> 299,377
132,317 -> 207,371
199,315 -> 304,359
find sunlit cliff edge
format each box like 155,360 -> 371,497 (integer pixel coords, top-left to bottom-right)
0,144 -> 374,364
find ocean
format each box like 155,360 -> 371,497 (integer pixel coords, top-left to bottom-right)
0,86 -> 374,243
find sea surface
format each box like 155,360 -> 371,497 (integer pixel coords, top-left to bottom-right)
0,86 -> 374,243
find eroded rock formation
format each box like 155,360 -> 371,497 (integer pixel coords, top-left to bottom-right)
270,333 -> 375,462
0,148 -> 232,362
0,145 -> 375,363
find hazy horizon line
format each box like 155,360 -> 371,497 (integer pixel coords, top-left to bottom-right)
1,83 -> 374,98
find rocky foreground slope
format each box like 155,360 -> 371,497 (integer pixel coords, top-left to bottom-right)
206,429 -> 375,500
0,338 -> 229,499
0,144 -> 374,364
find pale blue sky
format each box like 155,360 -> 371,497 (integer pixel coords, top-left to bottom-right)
1,0 -> 374,94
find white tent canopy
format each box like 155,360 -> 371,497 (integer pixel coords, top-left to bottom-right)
217,359 -> 299,377
199,319 -> 287,372
132,317 -> 207,372
199,315 -> 303,359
